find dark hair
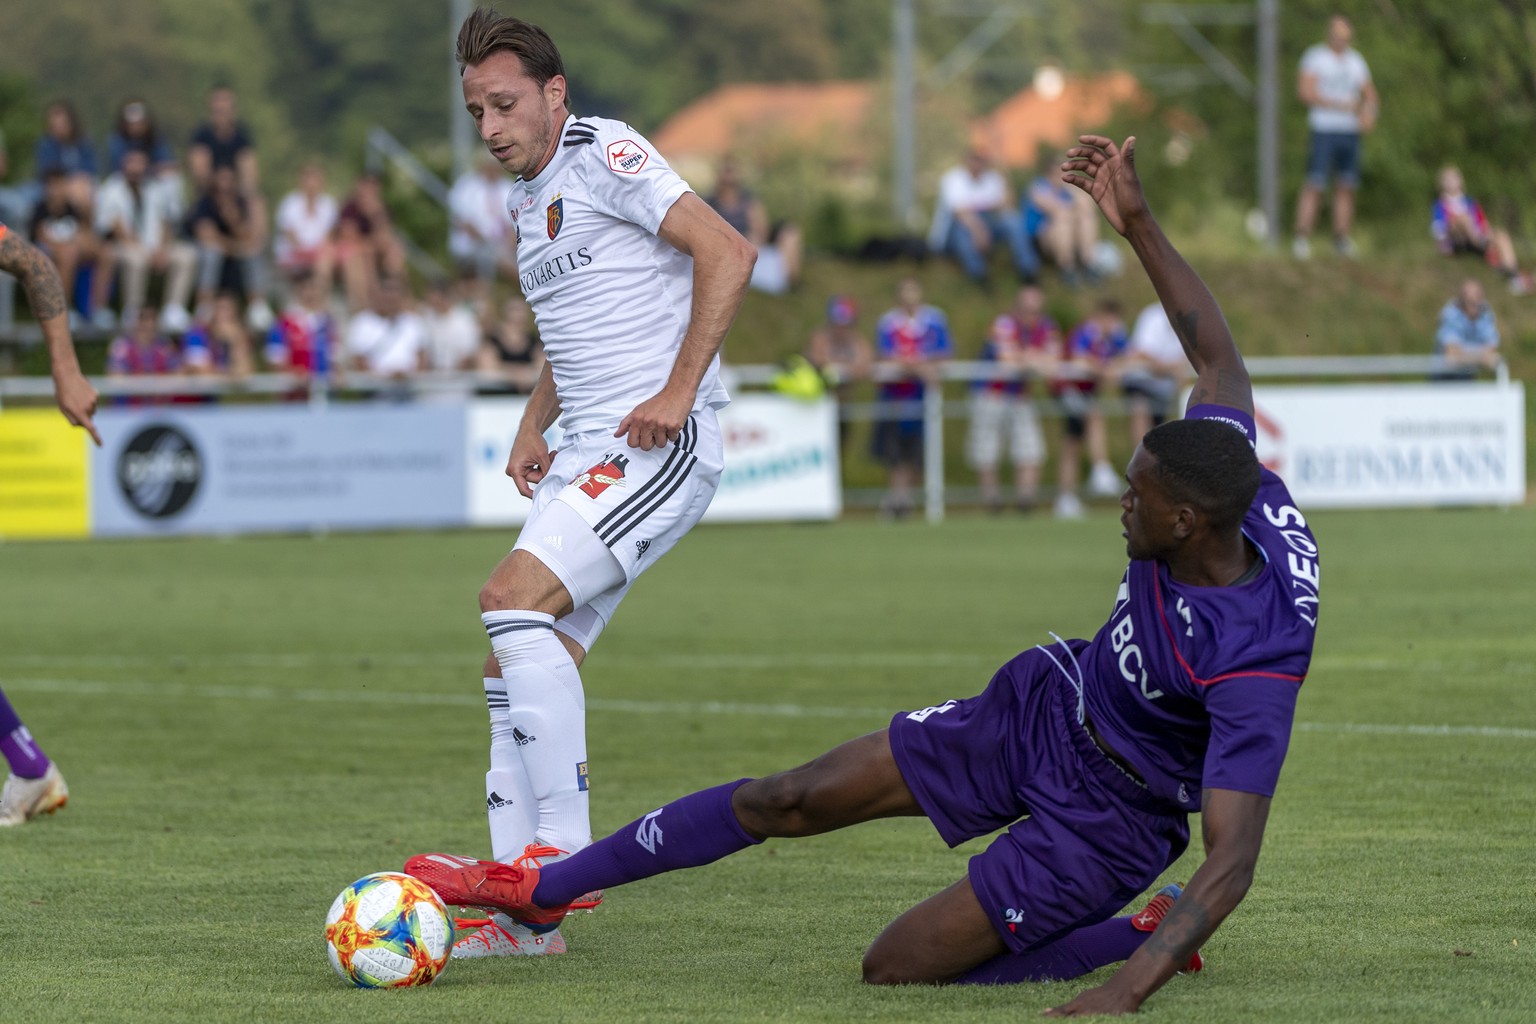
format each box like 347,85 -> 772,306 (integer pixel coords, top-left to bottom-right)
45,100 -> 82,142
1141,418 -> 1260,531
456,7 -> 568,108
116,99 -> 160,147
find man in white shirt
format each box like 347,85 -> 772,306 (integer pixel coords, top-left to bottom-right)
1292,14 -> 1378,260
420,277 -> 481,372
273,160 -> 338,284
402,8 -> 756,961
448,156 -> 518,286
1119,302 -> 1193,447
928,148 -> 1038,285
95,148 -> 196,330
344,276 -> 426,378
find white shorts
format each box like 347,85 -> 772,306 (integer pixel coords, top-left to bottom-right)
966,391 -> 1044,468
513,408 -> 723,651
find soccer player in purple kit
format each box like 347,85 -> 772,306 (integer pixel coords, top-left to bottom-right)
407,133 -> 1320,1016
0,220 -> 100,826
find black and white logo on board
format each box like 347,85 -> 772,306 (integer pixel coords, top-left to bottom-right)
117,425 -> 202,518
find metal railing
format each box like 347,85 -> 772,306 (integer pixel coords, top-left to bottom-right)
0,355 -> 1515,523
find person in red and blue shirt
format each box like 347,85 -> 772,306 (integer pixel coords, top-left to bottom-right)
406,135 -> 1320,1017
872,277 -> 951,517
1052,299 -> 1129,516
967,285 -> 1057,511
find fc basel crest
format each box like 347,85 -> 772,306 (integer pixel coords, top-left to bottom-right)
546,196 -> 564,240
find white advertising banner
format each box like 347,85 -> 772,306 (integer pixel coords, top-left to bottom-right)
465,395 -> 841,527
705,395 -> 841,522
1250,383 -> 1526,508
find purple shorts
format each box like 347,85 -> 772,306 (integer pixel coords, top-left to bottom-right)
889,646 -> 1190,953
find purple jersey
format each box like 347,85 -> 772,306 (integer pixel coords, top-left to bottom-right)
1076,404 -> 1320,814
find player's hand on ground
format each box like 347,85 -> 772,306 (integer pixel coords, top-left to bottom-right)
1061,135 -> 1148,237
1044,983 -> 1141,1017
54,369 -> 102,446
615,387 -> 691,451
507,431 -> 556,498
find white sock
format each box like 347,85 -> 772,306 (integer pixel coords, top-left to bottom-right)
482,611 -> 592,856
483,677 -> 540,864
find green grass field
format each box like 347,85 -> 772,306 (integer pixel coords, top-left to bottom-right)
3,508 -> 1534,1022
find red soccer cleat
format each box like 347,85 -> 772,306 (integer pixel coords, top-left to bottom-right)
1129,882 -> 1204,974
403,848 -> 569,927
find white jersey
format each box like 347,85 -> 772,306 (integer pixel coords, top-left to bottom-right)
506,114 -> 729,434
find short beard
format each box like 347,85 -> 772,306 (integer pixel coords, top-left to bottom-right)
508,109 -> 555,180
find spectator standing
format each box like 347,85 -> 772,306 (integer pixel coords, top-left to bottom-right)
873,277 -> 951,519
96,148 -> 197,331
477,295 -> 544,393
265,269 -> 338,381
29,169 -> 112,327
1433,279 -> 1500,380
967,285 -> 1056,513
188,85 -> 258,192
1293,15 -> 1377,260
1431,165 -> 1529,294
1025,164 -> 1101,287
33,100 -> 97,213
273,160 -> 339,285
928,148 -> 1038,287
189,165 -> 272,328
804,295 -> 873,454
706,156 -> 802,295
182,292 -> 254,378
1052,299 -> 1127,518
345,277 -> 426,380
448,156 -> 518,289
421,278 -> 482,372
1119,302 -> 1193,448
106,305 -> 180,379
336,174 -> 407,313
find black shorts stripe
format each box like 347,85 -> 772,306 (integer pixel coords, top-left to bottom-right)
563,136 -> 596,148
592,416 -> 697,535
599,420 -> 699,546
604,455 -> 696,547
485,620 -> 554,639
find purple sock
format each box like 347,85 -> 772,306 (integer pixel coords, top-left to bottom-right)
533,778 -> 761,907
0,687 -> 50,779
954,917 -> 1147,985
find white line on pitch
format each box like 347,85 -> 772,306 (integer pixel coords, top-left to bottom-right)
5,677 -> 1535,739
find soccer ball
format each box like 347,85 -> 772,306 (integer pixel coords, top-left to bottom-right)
324,871 -> 453,988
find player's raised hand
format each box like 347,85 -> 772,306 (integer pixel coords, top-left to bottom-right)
1061,135 -> 1148,237
615,386 -> 691,452
506,429 -> 555,499
54,367 -> 102,446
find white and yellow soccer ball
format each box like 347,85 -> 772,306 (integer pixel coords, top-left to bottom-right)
324,871 -> 453,988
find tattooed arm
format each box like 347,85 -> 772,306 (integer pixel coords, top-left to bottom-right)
1061,135 -> 1253,417
1047,789 -> 1270,1016
0,226 -> 101,444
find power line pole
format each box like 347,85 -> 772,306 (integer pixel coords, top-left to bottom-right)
1256,0 -> 1280,249
450,0 -> 475,182
893,0 -> 919,229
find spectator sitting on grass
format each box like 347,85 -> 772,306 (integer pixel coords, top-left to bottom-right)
707,156 -> 802,295
1025,160 -> 1100,287
34,100 -> 97,213
1433,279 -> 1500,381
30,168 -> 113,329
1431,166 -> 1530,295
477,295 -> 544,393
96,147 -> 197,332
336,174 -> 408,313
928,148 -> 1038,287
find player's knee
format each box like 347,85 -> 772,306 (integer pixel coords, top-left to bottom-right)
733,773 -> 819,838
861,946 -> 919,986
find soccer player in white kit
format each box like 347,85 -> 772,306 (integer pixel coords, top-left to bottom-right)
444,9 -> 757,958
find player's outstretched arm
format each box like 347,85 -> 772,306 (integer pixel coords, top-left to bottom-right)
0,227 -> 101,444
1062,135 -> 1252,417
615,192 -> 755,452
1046,788 -> 1270,1017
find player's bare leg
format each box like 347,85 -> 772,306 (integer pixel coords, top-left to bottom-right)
862,878 -> 1007,984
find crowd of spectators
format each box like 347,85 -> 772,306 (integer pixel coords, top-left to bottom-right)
0,86 -> 544,396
